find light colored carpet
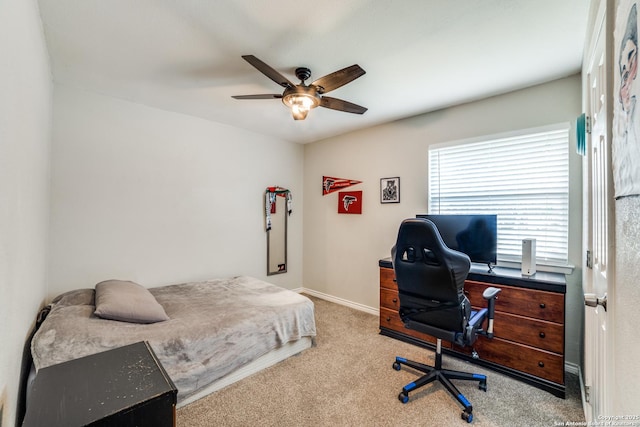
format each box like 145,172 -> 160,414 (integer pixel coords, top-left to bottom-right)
177,295 -> 585,426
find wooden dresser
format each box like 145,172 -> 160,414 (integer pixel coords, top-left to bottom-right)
379,258 -> 566,398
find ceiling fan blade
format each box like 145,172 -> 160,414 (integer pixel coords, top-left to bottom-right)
241,55 -> 295,89
320,96 -> 367,114
311,65 -> 365,94
231,94 -> 283,100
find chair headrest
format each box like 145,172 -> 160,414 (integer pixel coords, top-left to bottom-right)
391,218 -> 471,301
394,218 -> 456,264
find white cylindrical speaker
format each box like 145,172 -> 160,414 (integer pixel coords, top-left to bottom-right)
522,238 -> 536,276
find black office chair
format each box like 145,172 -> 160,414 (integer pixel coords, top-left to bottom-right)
391,218 -> 501,423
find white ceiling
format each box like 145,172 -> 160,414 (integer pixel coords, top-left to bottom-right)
37,0 -> 591,144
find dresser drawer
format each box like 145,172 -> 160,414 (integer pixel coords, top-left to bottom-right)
380,267 -> 397,290
383,287 -> 562,353
380,288 -> 400,311
454,336 -> 564,384
492,311 -> 564,354
465,280 -> 564,323
380,307 -> 446,347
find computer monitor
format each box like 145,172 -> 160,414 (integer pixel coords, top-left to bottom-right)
416,214 -> 497,269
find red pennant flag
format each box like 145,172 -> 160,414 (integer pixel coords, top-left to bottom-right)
322,176 -> 362,195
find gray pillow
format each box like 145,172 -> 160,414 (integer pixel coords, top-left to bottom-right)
94,280 -> 169,323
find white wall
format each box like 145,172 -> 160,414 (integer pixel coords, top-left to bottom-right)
303,75 -> 584,367
0,0 -> 52,425
614,197 -> 640,413
49,85 -> 303,296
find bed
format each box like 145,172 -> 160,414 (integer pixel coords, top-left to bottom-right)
29,276 -> 316,407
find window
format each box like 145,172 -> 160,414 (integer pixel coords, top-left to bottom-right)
428,125 -> 570,267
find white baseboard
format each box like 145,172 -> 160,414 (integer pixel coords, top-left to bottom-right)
300,288 -> 379,316
565,361 -> 580,376
577,365 -> 589,421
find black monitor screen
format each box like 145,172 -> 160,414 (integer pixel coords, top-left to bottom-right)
416,214 -> 497,265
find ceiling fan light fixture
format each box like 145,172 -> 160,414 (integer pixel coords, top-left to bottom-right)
290,103 -> 310,120
282,86 -> 320,120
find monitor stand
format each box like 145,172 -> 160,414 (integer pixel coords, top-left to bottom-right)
470,262 -> 495,274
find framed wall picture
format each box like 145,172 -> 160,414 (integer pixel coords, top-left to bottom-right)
613,0 -> 640,197
380,177 -> 400,203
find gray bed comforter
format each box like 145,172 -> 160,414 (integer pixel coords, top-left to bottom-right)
31,276 -> 316,403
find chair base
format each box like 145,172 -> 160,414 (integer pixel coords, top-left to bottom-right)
393,339 -> 487,424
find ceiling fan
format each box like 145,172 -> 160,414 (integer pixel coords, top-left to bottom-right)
232,55 -> 367,120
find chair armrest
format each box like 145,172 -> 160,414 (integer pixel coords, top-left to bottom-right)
482,287 -> 501,300
481,287 -> 501,338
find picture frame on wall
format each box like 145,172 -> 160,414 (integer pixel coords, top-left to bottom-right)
380,177 -> 400,204
613,0 -> 640,197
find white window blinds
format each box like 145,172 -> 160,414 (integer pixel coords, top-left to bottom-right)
428,125 -> 570,266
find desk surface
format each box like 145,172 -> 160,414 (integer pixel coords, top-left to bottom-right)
23,341 -> 177,427
379,258 -> 566,293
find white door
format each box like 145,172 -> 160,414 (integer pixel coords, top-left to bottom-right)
583,4 -> 613,421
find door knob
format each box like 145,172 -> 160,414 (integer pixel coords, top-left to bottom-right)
584,293 -> 607,311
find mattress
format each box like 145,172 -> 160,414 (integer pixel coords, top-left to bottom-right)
31,276 -> 316,403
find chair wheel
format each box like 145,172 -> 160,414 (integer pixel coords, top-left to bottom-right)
462,411 -> 473,423
392,361 -> 401,371
398,392 -> 409,404
479,381 -> 487,392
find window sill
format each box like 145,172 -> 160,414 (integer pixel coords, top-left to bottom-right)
497,261 -> 575,276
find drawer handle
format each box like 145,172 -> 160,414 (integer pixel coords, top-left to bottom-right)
539,332 -> 546,338
538,361 -> 545,368
539,303 -> 546,309
386,317 -> 391,322
392,298 -> 397,303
